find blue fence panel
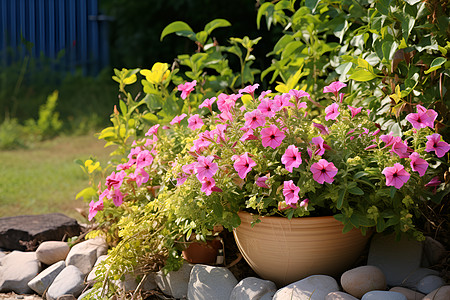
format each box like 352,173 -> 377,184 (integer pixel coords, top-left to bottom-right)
0,0 -> 110,75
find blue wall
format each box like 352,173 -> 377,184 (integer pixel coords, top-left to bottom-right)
0,0 -> 109,75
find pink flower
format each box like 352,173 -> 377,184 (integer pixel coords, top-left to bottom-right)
258,90 -> 272,100
244,109 -> 266,129
339,93 -> 345,103
380,132 -> 402,148
145,124 -> 160,136
136,150 -> 154,169
233,152 -> 257,179
176,173 -> 188,186
218,110 -> 233,122
409,152 -> 428,177
195,155 -> 218,180
323,81 -> 347,98
311,136 -> 326,156
274,94 -> 294,108
131,167 -> 149,188
406,105 -> 438,129
261,124 -> 286,149
425,133 -> 450,158
199,97 -> 216,110
188,114 -> 204,130
170,113 -> 187,125
364,144 -> 377,150
310,159 -> 338,184
240,128 -> 258,142
88,200 -> 104,221
200,177 -> 222,195
182,162 -> 196,175
425,176 -> 441,187
217,93 -> 240,112
283,180 -> 300,205
239,83 -> 259,98
177,80 -> 197,99
256,176 -> 269,188
348,105 -> 362,118
325,103 -> 340,121
258,98 -> 278,117
382,163 -> 410,189
299,198 -> 309,208
106,170 -> 126,189
313,123 -> 329,135
289,89 -> 311,101
391,141 -> 412,158
281,145 -> 302,172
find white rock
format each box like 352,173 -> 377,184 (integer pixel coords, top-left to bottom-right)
230,277 -> 277,300
361,290 -> 407,300
421,236 -> 446,267
115,272 -> 157,292
0,251 -> 5,259
260,290 -> 276,300
422,285 -> 450,300
416,275 -> 445,294
47,265 -> 85,300
399,268 -> 439,289
273,275 -> 340,300
326,291 -> 359,300
367,233 -> 422,286
389,287 -> 425,300
36,241 -> 70,265
27,260 -> 65,295
156,262 -> 193,298
187,264 -> 238,300
56,295 -> 77,300
341,265 -> 386,298
65,237 -> 107,275
0,251 -> 40,294
86,255 -> 108,285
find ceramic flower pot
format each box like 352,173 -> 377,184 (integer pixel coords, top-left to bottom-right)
182,239 -> 222,265
233,211 -> 371,287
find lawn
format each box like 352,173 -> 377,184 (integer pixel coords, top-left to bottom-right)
0,133 -> 111,223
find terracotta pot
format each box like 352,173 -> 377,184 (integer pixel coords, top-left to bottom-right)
233,211 -> 371,287
182,239 -> 222,265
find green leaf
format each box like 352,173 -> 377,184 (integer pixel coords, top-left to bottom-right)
349,69 -> 377,81
160,21 -> 194,41
390,186 -> 397,199
354,171 -> 369,179
76,187 -> 97,200
195,31 -> 208,46
256,2 -> 275,30
401,15 -> 415,42
204,19 -> 231,35
337,188 -> 346,209
424,57 -> 446,74
342,221 -> 355,233
305,0 -> 320,13
349,187 -> 364,195
119,100 -> 127,115
376,217 -> 386,232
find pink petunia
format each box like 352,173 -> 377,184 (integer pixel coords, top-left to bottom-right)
258,98 -> 279,117
310,159 -> 338,184
131,167 -> 149,188
391,141 -> 412,158
239,83 -> 259,98
217,93 -> 240,112
313,123 -> 329,135
311,136 -> 326,156
261,124 -> 286,149
283,180 -> 300,205
199,97 -> 216,110
88,199 -> 104,221
145,124 -> 160,136
176,173 -> 189,186
382,163 -> 410,189
406,105 -> 438,129
348,105 -> 362,118
323,81 -> 347,98
258,90 -> 272,100
409,152 -> 428,177
136,150 -> 154,169
200,177 -> 222,195
195,155 -> 219,180
240,128 -> 258,142
281,145 -> 302,172
188,114 -> 204,131
299,198 -> 309,209
233,152 -> 257,179
380,132 -> 402,148
289,89 -> 311,101
244,109 -> 266,129
325,103 -> 340,121
425,133 -> 450,158
425,176 -> 441,187
274,94 -> 294,109
177,80 -> 197,99
105,170 -> 126,190
256,176 -> 269,188
170,113 -> 187,125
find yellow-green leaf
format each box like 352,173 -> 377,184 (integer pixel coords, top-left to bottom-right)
349,69 -> 377,81
76,187 -> 97,200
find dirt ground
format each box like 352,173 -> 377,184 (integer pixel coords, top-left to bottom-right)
0,293 -> 41,300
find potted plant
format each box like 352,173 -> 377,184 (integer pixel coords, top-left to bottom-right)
160,80 -> 449,285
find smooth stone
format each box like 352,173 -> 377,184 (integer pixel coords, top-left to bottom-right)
389,287 -> 425,300
46,265 -> 85,300
230,277 -> 277,300
367,233 -> 423,286
421,236 -> 446,267
0,251 -> 5,259
260,290 -> 276,300
273,275 -> 340,300
77,288 -> 104,300
416,275 -> 445,294
326,291 -> 359,300
115,272 -> 157,292
341,265 -> 386,298
36,241 -> 70,265
0,251 -> 40,294
27,260 -> 66,295
156,262 -> 193,299
86,255 -> 108,285
187,264 -> 238,300
399,268 -> 439,289
0,213 -> 81,251
422,285 -> 450,300
361,290 -> 407,300
57,295 -> 77,300
65,237 -> 107,275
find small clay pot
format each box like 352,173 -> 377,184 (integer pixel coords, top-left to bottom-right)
182,239 -> 222,264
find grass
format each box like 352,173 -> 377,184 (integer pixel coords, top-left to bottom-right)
0,133 -> 111,223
